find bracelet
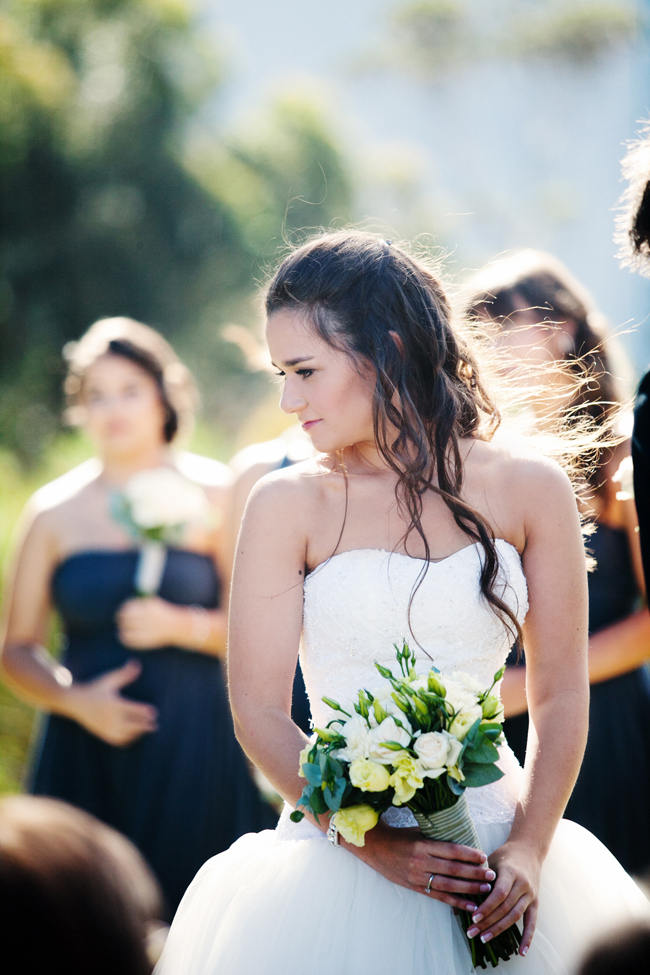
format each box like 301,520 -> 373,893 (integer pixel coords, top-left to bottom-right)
327,818 -> 339,847
189,606 -> 212,647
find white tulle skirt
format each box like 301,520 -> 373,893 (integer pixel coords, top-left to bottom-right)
155,800 -> 650,974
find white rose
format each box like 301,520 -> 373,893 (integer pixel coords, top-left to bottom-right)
124,468 -> 209,529
444,676 -> 480,715
334,714 -> 372,762
444,733 -> 463,768
367,716 -> 412,765
414,731 -> 451,771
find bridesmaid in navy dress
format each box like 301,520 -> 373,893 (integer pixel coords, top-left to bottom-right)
0,317 -> 275,918
463,252 -> 650,876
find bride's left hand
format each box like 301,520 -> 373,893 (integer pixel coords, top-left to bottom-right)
116,597 -> 181,649
466,839 -> 541,958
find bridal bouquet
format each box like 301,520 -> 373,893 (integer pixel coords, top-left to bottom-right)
291,642 -> 520,969
111,467 -> 209,596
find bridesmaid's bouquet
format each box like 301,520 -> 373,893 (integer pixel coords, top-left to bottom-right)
291,642 -> 520,969
111,467 -> 209,595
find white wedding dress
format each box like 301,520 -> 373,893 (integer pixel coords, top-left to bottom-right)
156,541 -> 649,974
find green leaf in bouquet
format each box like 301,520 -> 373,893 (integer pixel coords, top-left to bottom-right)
479,722 -> 503,740
303,763 -> 323,787
462,740 -> 500,764
325,756 -> 344,779
310,789 -> 328,815
323,777 -> 346,811
289,810 -> 305,822
461,763 -> 505,788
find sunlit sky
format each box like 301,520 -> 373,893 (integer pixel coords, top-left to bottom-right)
200,0 -> 650,372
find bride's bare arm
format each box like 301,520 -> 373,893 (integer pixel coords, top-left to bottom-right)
470,458 -> 590,954
228,471 -> 495,912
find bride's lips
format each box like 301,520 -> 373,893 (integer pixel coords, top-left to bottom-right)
301,420 -> 322,431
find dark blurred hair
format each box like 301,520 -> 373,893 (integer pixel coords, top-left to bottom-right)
577,919 -> 650,975
64,316 -> 197,443
0,795 -> 163,975
463,249 -> 626,498
266,230 -> 521,645
616,120 -> 650,275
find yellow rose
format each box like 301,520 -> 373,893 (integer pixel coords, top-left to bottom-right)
349,758 -> 391,792
447,764 -> 465,783
333,805 -> 379,847
389,754 -> 424,806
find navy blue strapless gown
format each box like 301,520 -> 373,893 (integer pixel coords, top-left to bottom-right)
504,522 -> 650,875
30,549 -> 277,918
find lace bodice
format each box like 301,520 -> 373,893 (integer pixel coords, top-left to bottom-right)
298,539 -> 528,827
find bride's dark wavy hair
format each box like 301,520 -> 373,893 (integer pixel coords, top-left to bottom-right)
265,230 -> 522,647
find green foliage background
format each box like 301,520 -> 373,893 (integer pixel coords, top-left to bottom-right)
0,0 -> 354,792
0,0 -> 353,465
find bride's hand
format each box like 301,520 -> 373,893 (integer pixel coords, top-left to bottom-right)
352,822 -> 496,912
466,839 -> 541,957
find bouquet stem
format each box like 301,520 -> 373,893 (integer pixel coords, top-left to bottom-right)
134,540 -> 167,597
412,795 -> 521,970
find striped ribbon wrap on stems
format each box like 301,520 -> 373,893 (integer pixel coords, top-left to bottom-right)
413,794 -> 522,969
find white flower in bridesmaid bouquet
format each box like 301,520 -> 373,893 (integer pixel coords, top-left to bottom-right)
111,467 -> 210,596
122,468 -> 209,531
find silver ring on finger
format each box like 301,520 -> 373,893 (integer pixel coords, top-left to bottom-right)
425,873 -> 436,894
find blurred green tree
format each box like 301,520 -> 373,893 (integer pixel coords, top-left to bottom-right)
0,0 -> 353,463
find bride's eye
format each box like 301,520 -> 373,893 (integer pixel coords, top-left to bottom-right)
273,370 -> 286,380
296,368 -> 314,379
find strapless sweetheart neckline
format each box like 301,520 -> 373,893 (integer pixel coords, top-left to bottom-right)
306,537 -> 521,581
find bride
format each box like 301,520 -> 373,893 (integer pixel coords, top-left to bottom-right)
156,232 -> 648,973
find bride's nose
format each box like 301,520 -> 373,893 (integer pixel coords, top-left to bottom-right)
280,380 -> 307,414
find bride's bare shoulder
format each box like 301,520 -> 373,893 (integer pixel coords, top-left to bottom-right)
243,455 -> 336,521
463,437 -> 576,539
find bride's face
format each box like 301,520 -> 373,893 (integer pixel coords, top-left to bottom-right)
266,308 -> 376,453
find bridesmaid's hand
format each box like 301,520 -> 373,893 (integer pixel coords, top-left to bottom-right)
67,660 -> 159,745
465,839 -> 541,957
353,822 -> 496,912
116,597 -> 181,650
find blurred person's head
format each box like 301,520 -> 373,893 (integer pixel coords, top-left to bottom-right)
462,249 -> 627,498
0,795 -> 164,974
64,317 -> 197,461
576,918 -> 650,974
616,119 -> 650,276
